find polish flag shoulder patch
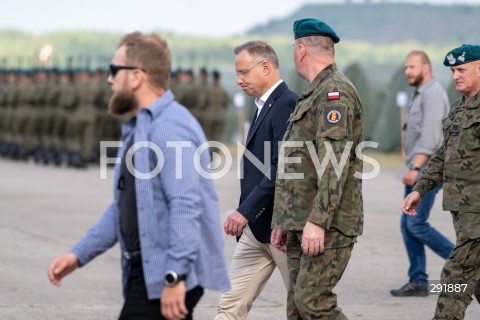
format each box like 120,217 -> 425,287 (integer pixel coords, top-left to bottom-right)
327,91 -> 340,100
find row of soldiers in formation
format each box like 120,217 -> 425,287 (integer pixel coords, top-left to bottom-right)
170,67 -> 230,143
0,67 -> 230,168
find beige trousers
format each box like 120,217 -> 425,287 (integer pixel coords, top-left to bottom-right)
216,225 -> 289,320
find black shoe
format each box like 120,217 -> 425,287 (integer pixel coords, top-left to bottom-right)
390,281 -> 428,297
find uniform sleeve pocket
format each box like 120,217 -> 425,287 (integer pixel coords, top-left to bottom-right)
319,126 -> 347,141
461,117 -> 480,129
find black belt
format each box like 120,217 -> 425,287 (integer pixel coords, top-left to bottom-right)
123,250 -> 142,266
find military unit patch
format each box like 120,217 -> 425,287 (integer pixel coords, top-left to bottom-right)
327,91 -> 340,100
326,110 -> 341,124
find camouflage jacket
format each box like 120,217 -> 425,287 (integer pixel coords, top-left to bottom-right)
272,63 -> 364,236
206,83 -> 229,120
413,92 -> 480,212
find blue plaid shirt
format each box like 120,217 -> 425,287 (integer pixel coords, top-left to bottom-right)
71,90 -> 230,299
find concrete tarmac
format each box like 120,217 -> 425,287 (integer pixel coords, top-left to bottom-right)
0,157 -> 479,320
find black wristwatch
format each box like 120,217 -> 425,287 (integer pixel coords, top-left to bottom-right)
164,270 -> 186,287
407,162 -> 420,171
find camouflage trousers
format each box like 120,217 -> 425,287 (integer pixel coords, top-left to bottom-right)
286,230 -> 356,320
433,211 -> 480,320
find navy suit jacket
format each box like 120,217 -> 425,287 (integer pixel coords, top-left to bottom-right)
237,81 -> 298,243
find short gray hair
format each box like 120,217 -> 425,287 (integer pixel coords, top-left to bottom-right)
233,41 -> 280,69
298,36 -> 335,55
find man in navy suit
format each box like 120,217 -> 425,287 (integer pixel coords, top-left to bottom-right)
216,41 -> 298,320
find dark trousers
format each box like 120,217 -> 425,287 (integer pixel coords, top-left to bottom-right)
119,263 -> 203,320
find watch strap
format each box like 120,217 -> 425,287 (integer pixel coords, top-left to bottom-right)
408,162 -> 420,171
164,270 -> 186,286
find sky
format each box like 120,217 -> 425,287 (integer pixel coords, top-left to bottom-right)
2,0 -> 480,37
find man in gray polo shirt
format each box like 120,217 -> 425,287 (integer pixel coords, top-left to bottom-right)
391,50 -> 454,297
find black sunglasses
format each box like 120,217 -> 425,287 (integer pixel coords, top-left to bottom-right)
109,64 -> 146,78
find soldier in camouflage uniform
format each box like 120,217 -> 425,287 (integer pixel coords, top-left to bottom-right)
193,67 -> 209,133
29,68 -> 50,162
91,68 -> 117,162
176,69 -> 198,114
169,68 -> 180,98
403,44 -> 480,320
271,19 -> 364,320
52,69 -> 76,165
76,70 -> 101,165
2,69 -> 19,157
11,70 -> 34,160
0,69 -> 6,154
205,70 -> 229,142
41,69 -> 63,165
66,69 -> 87,167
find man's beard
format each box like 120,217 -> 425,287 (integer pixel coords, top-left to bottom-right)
108,89 -> 138,116
409,73 -> 423,87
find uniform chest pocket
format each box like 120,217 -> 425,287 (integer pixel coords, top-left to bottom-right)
442,116 -> 454,141
461,118 -> 480,150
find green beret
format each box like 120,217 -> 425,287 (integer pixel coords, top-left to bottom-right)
293,18 -> 340,43
443,44 -> 480,66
